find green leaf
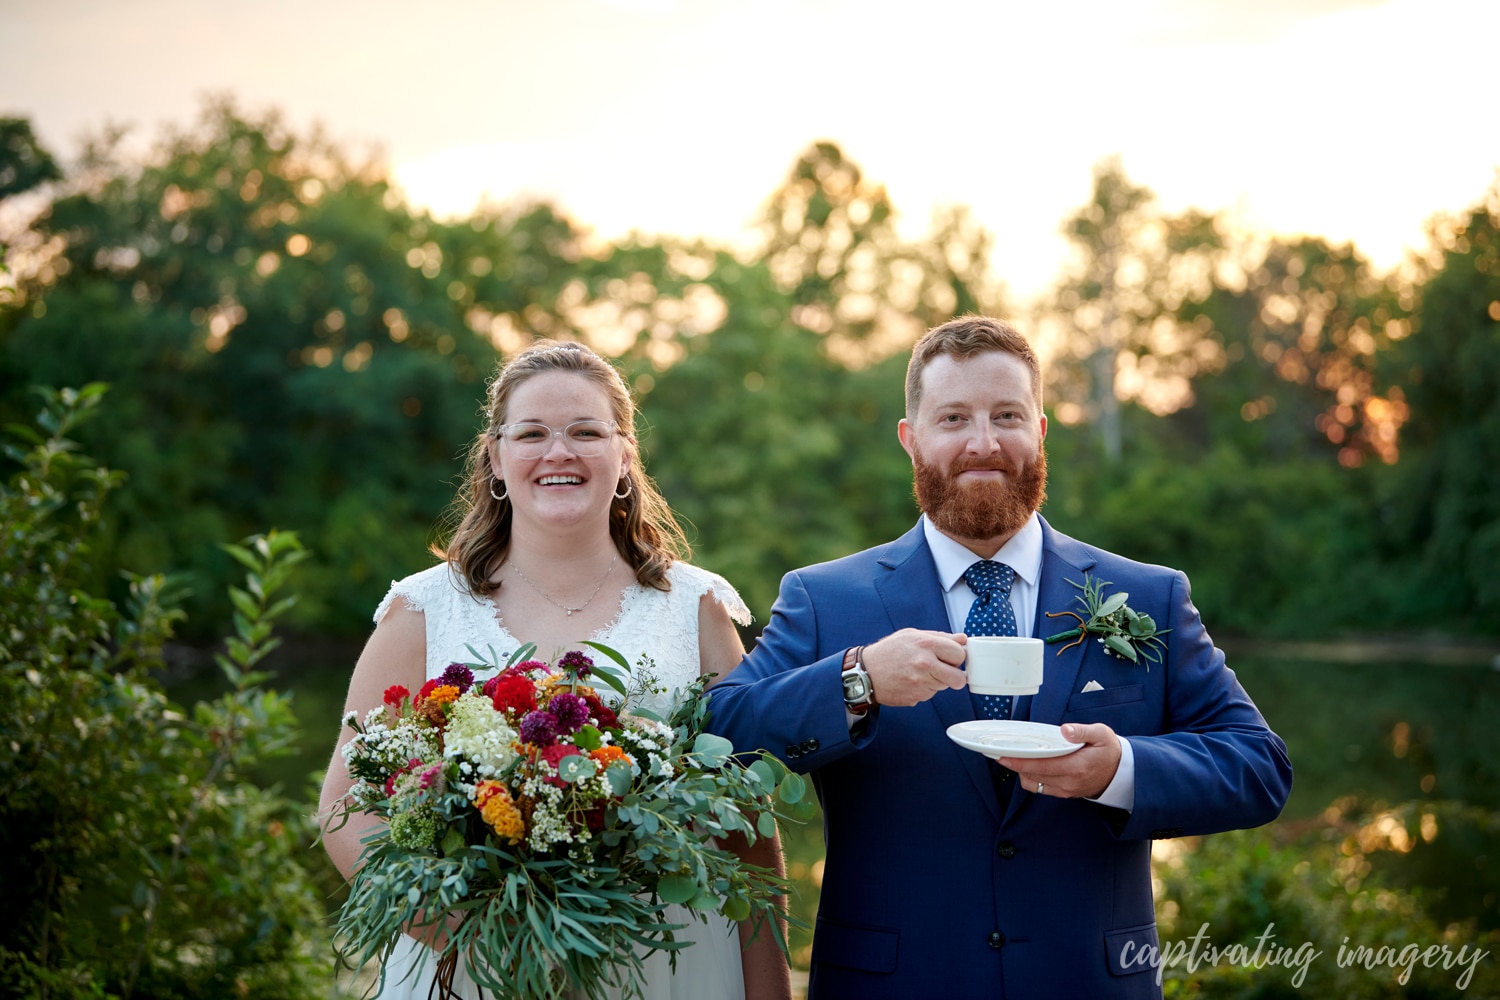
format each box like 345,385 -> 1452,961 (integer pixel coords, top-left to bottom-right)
605,762 -> 633,796
657,874 -> 698,904
572,725 -> 603,752
748,759 -> 777,791
778,772 -> 806,805
1104,635 -> 1139,662
722,895 -> 752,922
580,641 -> 632,672
1096,591 -> 1129,617
756,811 -> 778,839
692,732 -> 734,763
589,665 -> 629,699
558,755 -> 597,783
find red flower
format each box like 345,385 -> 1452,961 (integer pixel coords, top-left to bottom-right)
488,674 -> 539,715
383,684 -> 410,707
581,692 -> 618,730
415,679 -> 440,704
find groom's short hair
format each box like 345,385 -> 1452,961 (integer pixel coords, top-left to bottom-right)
905,315 -> 1042,418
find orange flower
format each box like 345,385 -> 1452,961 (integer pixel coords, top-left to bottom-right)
424,684 -> 461,706
590,745 -> 634,769
474,780 -> 525,845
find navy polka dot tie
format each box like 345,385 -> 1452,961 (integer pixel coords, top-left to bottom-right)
964,560 -> 1018,721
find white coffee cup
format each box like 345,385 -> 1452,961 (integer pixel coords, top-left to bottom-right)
965,636 -> 1044,695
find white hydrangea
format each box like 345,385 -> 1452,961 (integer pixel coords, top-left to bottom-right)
444,694 -> 520,789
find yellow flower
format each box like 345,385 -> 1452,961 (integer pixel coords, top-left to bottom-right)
474,780 -> 525,845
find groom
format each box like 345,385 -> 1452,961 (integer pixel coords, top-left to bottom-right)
707,316 -> 1292,999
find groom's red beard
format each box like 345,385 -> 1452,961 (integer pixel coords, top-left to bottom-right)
912,446 -> 1048,542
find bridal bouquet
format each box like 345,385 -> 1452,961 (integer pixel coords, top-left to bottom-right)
328,643 -> 801,1000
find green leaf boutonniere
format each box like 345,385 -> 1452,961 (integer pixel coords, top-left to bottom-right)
1044,574 -> 1170,666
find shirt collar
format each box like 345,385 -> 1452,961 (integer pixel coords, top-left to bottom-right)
922,511 -> 1043,593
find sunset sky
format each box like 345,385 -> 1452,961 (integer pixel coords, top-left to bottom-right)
4,0 -> 1497,301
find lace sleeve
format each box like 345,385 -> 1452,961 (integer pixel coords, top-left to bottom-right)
668,562 -> 753,626
372,562 -> 457,624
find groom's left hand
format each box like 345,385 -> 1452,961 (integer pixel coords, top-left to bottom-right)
1000,722 -> 1121,800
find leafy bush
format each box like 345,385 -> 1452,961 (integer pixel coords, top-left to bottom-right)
1154,800 -> 1500,998
0,385 -> 334,999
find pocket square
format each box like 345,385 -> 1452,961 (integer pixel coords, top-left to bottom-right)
1081,680 -> 1104,693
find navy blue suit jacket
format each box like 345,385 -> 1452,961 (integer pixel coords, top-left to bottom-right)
706,517 -> 1292,999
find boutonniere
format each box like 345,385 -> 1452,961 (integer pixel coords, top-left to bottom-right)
1044,574 -> 1169,666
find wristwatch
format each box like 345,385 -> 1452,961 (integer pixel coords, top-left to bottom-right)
841,645 -> 876,714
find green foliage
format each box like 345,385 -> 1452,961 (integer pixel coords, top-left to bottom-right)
0,387 -> 332,999
1154,803 -> 1500,998
0,117 -> 62,201
1377,180 -> 1500,628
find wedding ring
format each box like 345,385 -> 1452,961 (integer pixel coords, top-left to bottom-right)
1037,781 -> 1045,795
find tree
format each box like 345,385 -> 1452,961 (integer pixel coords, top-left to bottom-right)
0,100 -> 593,632
1379,176 -> 1500,629
755,141 -> 1002,366
1051,157 -> 1226,462
0,117 -> 61,200
0,386 -> 331,999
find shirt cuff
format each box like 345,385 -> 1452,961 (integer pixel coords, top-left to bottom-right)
1087,736 -> 1135,812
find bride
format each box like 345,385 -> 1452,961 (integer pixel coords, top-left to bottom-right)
319,340 -> 790,1000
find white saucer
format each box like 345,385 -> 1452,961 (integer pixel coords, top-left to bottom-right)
946,720 -> 1084,759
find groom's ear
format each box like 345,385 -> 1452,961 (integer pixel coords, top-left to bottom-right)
897,418 -> 916,460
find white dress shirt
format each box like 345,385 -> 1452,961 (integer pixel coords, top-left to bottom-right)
920,513 -> 1136,812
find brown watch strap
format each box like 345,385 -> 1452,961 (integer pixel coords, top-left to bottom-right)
842,645 -> 873,714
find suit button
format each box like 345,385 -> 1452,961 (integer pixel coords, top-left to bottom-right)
800,739 -> 819,753
996,841 -> 1016,859
988,931 -> 1005,950
784,745 -> 801,760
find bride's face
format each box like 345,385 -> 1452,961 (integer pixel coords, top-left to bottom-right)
488,372 -> 634,533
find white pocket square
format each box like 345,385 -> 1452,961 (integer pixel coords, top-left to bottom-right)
1081,680 -> 1104,693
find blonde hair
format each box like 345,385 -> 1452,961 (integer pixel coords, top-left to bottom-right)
439,340 -> 688,594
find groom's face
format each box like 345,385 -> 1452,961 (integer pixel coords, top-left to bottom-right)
898,351 -> 1048,549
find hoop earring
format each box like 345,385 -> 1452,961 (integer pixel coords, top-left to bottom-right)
614,476 -> 633,500
490,477 -> 508,501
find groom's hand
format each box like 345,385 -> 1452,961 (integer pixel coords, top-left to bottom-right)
1002,722 -> 1122,800
861,629 -> 969,706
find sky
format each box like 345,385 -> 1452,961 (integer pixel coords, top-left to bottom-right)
3,0 -> 1498,302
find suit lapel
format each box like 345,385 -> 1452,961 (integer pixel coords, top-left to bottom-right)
875,523 -> 1003,826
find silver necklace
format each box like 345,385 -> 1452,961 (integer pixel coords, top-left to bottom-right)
508,553 -> 618,616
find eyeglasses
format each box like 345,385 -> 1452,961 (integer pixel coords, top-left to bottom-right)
493,419 -> 619,458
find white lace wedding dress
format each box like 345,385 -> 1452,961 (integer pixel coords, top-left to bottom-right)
368,560 -> 753,1000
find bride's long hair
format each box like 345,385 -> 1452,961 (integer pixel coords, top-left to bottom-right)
439,340 -> 689,595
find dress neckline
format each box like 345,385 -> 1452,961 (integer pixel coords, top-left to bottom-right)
474,578 -> 644,649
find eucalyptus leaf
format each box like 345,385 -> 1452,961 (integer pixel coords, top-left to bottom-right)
559,755 -> 598,783
778,772 -> 807,805
657,874 -> 699,904
692,732 -> 734,764
748,759 -> 777,791
1104,635 -> 1139,661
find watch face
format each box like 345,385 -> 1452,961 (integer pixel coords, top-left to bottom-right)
843,672 -> 869,701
